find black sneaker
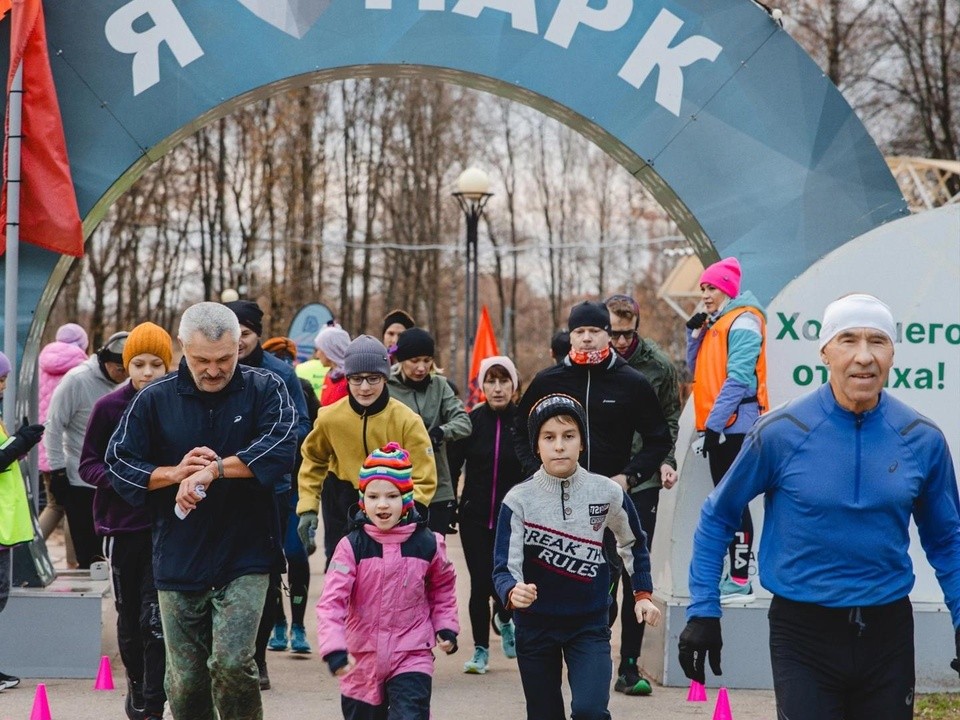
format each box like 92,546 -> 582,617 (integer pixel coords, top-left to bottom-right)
0,671 -> 20,690
256,660 -> 270,691
125,679 -> 145,720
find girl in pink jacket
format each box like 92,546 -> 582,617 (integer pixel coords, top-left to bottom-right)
318,442 -> 459,720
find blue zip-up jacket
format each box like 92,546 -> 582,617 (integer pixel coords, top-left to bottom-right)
494,465 -> 652,625
107,359 -> 297,591
688,384 -> 960,626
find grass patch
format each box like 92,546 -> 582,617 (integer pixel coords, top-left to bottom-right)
916,693 -> 960,719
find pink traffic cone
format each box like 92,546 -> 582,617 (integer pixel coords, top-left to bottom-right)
712,686 -> 733,720
686,679 -> 708,702
30,683 -> 52,720
93,654 -> 115,690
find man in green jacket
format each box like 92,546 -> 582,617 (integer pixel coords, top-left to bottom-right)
604,294 -> 681,696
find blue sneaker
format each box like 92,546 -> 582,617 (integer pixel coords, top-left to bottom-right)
493,615 -> 517,659
267,622 -> 288,652
289,623 -> 312,654
719,574 -> 755,605
463,646 -> 489,674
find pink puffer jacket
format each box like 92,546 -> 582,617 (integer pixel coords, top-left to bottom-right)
317,520 -> 459,705
37,341 -> 88,471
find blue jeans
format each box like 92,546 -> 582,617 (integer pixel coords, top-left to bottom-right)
515,620 -> 612,720
158,573 -> 268,720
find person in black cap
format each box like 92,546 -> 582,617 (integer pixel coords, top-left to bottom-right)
549,330 -> 571,366
45,330 -> 129,568
387,328 -> 471,536
223,299 -> 310,690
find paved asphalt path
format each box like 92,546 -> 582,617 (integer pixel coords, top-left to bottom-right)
1,530 -> 778,719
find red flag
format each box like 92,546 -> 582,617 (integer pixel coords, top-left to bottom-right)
466,305 -> 500,410
0,0 -> 83,257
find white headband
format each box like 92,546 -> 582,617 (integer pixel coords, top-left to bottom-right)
819,294 -> 896,350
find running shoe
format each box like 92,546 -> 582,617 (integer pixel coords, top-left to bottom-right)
463,646 -> 489,675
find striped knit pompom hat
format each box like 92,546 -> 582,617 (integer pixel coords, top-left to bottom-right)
357,442 -> 415,518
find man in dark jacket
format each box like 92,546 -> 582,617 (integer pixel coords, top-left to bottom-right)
514,301 -> 672,696
107,302 -> 296,720
515,301 -> 671,484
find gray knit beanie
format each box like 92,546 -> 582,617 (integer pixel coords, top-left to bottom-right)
343,335 -> 391,377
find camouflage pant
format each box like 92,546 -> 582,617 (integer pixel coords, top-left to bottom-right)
158,574 -> 268,720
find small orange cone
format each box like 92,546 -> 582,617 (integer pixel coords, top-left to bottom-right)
686,679 -> 708,702
30,683 -> 52,720
712,686 -> 733,720
93,655 -> 115,690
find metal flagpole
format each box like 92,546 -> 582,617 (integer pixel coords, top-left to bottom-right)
3,61 -> 23,426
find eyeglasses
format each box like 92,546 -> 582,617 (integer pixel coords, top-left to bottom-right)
609,330 -> 637,341
347,374 -> 385,387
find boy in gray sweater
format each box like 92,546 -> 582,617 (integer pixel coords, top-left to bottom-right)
493,393 -> 661,720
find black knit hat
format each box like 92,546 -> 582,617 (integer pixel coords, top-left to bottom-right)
527,393 -> 587,455
343,335 -> 392,378
393,327 -> 435,362
381,308 -> 415,336
224,300 -> 263,337
567,301 -> 611,333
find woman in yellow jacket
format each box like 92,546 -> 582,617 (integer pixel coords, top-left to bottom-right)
0,351 -> 46,691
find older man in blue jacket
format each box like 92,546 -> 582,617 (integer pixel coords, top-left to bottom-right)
108,302 -> 296,720
679,294 -> 960,720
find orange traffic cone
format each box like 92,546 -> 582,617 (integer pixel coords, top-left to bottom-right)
712,686 -> 733,720
30,683 -> 52,720
687,679 -> 708,702
93,655 -> 115,690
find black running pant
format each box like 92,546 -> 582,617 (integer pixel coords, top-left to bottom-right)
769,596 -> 915,720
707,433 -> 753,581
459,519 -> 510,649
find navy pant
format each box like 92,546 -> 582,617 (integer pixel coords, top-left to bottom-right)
516,621 -> 612,720
341,671 -> 431,720
769,596 -> 915,720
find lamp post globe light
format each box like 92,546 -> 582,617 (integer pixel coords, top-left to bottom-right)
452,167 -> 493,392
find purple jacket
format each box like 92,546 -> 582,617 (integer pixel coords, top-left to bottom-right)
317,520 -> 459,705
79,382 -> 150,536
37,341 -> 88,471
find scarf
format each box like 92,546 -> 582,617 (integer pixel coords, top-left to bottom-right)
568,346 -> 612,366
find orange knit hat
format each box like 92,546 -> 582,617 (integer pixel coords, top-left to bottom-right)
123,322 -> 173,369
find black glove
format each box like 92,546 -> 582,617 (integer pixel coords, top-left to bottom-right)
428,426 -> 445,447
0,419 -> 46,465
702,429 -> 722,456
951,627 -> 960,677
437,629 -> 458,654
323,650 -> 349,675
686,312 -> 708,331
446,500 -> 459,535
678,617 -> 723,684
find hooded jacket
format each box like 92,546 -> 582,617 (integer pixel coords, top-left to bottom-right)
37,340 -> 88,472
45,355 -> 118,487
387,370 -> 471,504
317,513 -> 459,706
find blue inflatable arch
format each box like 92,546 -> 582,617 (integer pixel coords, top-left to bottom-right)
1,0 -> 907,383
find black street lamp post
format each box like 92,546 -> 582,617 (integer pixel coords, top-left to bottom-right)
452,167 -> 493,393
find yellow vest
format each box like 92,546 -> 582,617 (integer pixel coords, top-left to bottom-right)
0,421 -> 34,546
693,306 -> 769,431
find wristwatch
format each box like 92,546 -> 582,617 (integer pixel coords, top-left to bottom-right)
625,472 -> 641,489
214,454 -> 224,480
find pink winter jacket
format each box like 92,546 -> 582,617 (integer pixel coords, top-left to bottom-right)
317,520 -> 459,703
37,341 -> 88,471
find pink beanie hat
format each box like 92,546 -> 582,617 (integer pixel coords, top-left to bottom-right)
699,257 -> 741,299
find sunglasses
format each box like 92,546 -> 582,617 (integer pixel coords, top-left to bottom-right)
609,330 -> 637,341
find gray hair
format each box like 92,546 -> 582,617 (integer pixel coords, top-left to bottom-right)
178,302 -> 241,344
